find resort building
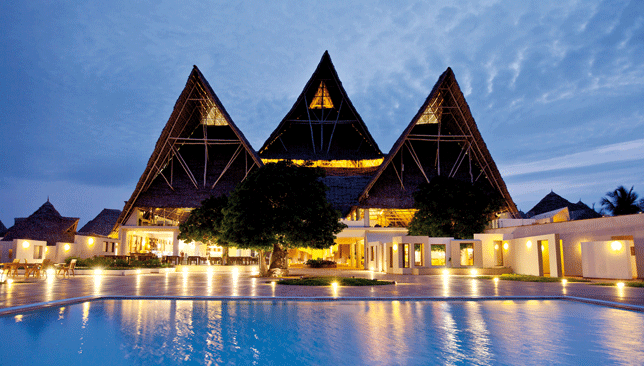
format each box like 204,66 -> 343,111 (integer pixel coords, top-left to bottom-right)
112,51 -> 518,270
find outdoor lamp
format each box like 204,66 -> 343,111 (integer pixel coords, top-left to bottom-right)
610,241 -> 622,251
22,241 -> 30,249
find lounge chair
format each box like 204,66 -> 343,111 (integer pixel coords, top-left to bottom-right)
57,259 -> 76,278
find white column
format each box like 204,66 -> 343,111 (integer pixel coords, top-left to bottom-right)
172,230 -> 179,256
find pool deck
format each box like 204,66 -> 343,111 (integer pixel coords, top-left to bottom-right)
1,266 -> 643,313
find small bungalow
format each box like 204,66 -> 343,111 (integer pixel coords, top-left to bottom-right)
0,200 -> 78,263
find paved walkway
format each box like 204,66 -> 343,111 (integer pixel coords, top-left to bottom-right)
1,267 -> 643,313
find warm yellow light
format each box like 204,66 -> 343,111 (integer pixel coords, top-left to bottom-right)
503,242 -> 509,250
47,268 -> 55,277
309,81 -> 334,109
442,269 -> 449,276
136,269 -> 142,274
617,282 -> 625,288
393,244 -> 398,251
88,238 -> 94,246
611,241 -> 622,251
494,244 -> 499,250
331,282 -> 339,289
271,281 -> 276,287
94,269 -> 103,275
562,279 -> 568,285
260,158 -> 384,169
22,241 -> 30,249
526,241 -> 532,249
541,244 -> 545,251
470,269 -> 478,276
64,243 -> 71,251
45,247 -> 48,253
182,267 -> 188,273
493,277 -> 499,283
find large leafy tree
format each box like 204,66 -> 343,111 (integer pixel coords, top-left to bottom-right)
178,195 -> 230,262
221,161 -> 346,276
600,185 -> 641,216
407,176 -> 502,239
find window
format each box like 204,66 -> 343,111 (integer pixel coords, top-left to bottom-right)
460,243 -> 474,266
414,244 -> 423,266
370,246 -> 374,261
402,244 -> 410,268
430,244 -> 446,266
33,245 -> 43,260
309,81 -> 334,109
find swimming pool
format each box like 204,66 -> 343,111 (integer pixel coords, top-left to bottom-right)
1,298 -> 643,365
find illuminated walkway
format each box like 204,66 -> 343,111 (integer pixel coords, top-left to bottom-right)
1,267 -> 643,311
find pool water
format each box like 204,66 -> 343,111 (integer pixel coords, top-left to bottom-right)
1,299 -> 643,365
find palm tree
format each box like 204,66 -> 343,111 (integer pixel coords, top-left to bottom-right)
600,186 -> 641,216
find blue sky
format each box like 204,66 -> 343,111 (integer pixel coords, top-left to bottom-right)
1,0 -> 643,227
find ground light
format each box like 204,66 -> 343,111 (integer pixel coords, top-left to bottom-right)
442,269 -> 450,276
617,282 -> 625,288
470,269 -> 478,276
493,277 -> 499,283
562,279 -> 568,285
94,269 -> 103,275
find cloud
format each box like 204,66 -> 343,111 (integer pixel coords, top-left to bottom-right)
501,138 -> 644,177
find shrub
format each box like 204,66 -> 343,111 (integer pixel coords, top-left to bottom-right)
305,259 -> 337,268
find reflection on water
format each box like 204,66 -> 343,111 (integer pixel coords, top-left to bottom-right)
1,300 -> 643,365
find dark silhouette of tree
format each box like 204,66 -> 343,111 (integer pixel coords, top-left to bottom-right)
408,176 -> 502,239
600,186 -> 641,216
221,161 -> 346,276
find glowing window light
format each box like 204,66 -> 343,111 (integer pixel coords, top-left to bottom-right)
64,243 -> 71,252
610,241 -> 622,251
503,243 -> 509,250
616,282 -> 625,288
526,241 -> 532,249
309,81 -> 334,109
22,241 -> 30,249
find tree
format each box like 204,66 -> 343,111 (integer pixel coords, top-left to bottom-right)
407,176 -> 502,239
178,195 -> 230,263
221,161 -> 346,276
600,185 -> 641,216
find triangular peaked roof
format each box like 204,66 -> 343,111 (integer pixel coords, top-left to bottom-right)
79,208 -> 121,237
359,67 -> 518,214
259,51 -> 383,161
116,66 -> 263,226
1,201 -> 79,246
527,191 -> 600,220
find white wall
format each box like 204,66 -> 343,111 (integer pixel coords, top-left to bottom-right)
485,213 -> 644,278
581,240 -> 636,279
474,233 -> 504,268
0,239 -> 47,263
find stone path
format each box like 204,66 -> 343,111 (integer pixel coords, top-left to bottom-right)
1,267 -> 643,313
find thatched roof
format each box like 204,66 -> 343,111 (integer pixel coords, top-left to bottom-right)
358,67 -> 518,215
116,66 -> 263,228
259,51 -> 383,161
0,220 -> 7,236
1,201 -> 78,246
78,209 -> 121,237
526,191 -> 601,220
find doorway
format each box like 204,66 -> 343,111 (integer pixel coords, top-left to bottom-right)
539,240 -> 550,276
494,241 -> 503,266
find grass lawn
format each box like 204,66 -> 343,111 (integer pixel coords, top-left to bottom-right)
277,276 -> 394,286
477,274 -> 590,283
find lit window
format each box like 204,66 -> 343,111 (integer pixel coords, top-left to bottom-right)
309,81 -> 334,109
431,244 -> 446,266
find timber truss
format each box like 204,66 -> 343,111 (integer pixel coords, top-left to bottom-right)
116,66 -> 263,228
360,67 -> 518,214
